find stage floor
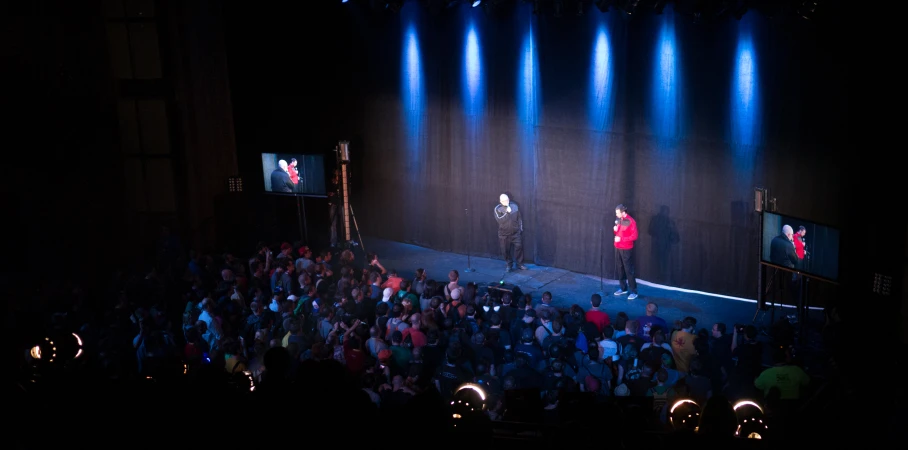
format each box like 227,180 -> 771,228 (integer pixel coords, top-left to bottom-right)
364,236 -> 829,371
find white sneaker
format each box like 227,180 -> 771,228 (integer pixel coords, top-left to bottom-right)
628,293 -> 638,300
614,289 -> 627,296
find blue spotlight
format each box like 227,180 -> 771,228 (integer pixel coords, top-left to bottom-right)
650,11 -> 680,139
518,26 -> 538,124
473,0 -> 482,7
588,23 -> 613,131
401,17 -> 424,157
517,5 -> 539,164
730,21 -> 761,150
463,21 -> 484,116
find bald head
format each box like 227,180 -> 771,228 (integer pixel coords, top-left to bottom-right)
278,159 -> 288,170
782,225 -> 793,237
499,194 -> 510,206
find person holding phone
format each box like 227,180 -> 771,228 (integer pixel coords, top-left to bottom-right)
366,253 -> 387,276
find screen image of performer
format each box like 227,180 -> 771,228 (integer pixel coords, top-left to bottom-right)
270,159 -> 294,193
769,225 -> 798,269
494,193 -> 527,272
289,158 -> 300,192
793,225 -> 808,270
613,204 -> 639,300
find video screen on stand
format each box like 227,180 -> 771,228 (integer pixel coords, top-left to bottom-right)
760,211 -> 840,283
261,153 -> 326,196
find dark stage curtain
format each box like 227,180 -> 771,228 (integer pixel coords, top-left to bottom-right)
340,3 -> 845,298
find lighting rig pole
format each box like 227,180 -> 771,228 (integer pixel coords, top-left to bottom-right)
336,140 -> 366,255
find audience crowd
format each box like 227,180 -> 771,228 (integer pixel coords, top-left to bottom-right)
12,229 -> 853,447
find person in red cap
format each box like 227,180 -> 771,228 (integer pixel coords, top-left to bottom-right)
295,246 -> 313,273
279,242 -> 293,259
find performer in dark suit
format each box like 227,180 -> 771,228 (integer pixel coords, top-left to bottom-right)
270,159 -> 294,193
769,224 -> 799,269
494,193 -> 526,271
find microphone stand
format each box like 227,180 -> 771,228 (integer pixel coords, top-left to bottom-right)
613,219 -> 620,293
464,207 -> 476,273
599,225 -> 604,292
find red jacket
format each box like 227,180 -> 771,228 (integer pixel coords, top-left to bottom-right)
614,214 -> 638,250
381,276 -> 403,296
793,235 -> 805,259
289,166 -> 299,184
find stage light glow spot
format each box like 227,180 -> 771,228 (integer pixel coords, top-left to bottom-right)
730,21 -> 762,152
588,22 -> 614,131
517,14 -> 539,162
400,13 -> 424,159
651,13 -> 680,139
519,25 -> 538,126
463,22 -> 484,116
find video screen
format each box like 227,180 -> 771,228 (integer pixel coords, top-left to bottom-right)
760,211 -> 840,282
261,153 -> 326,196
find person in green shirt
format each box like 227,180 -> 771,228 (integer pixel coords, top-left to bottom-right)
396,280 -> 419,306
754,346 -> 809,400
389,331 -> 412,369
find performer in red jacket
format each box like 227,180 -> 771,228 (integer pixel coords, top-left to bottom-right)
289,158 -> 300,192
613,204 -> 639,299
793,225 -> 807,270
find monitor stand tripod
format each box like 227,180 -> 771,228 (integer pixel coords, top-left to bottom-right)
753,266 -> 779,336
347,203 -> 366,256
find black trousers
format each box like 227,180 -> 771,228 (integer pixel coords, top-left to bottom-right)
615,248 -> 637,293
499,233 -> 524,267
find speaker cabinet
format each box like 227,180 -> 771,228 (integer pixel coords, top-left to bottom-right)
754,187 -> 767,212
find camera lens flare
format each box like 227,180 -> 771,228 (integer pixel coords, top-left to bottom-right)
669,399 -> 701,431
72,333 -> 83,359
734,400 -> 767,439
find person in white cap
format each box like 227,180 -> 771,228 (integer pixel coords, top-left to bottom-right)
381,287 -> 394,303
444,288 -> 467,320
443,269 -> 463,301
